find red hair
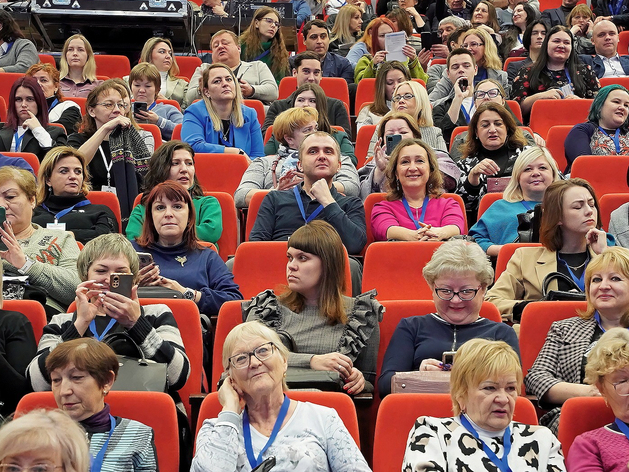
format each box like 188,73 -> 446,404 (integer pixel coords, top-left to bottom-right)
368,17 -> 397,55
6,76 -> 49,130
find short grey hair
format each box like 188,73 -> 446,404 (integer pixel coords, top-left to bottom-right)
439,16 -> 467,28
77,233 -> 140,283
422,240 -> 494,287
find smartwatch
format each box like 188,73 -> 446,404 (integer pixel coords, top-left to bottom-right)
18,256 -> 35,275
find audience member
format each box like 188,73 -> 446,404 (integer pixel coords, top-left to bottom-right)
329,5 -> 363,56
500,3 -> 536,59
566,4 -> 595,55
486,178 -> 609,322
245,221 -> 382,391
610,201 -> 629,247
541,0 -> 579,27
191,320 -> 371,471
431,16 -> 468,59
595,0 -> 629,17
498,0 -> 540,27
181,63 -> 264,159
0,10 -> 38,73
426,0 -> 481,31
471,1 -> 501,33
58,34 -> 102,99
0,153 -> 34,174
387,2 -> 431,36
33,146 -> 118,244
301,20 -> 354,84
184,30 -> 278,107
378,241 -> 519,397
371,138 -> 465,241
506,20 -> 548,84
47,338 -> 158,471
0,76 -> 67,161
28,233 -> 190,393
469,147 -> 560,255
402,338 -> 564,470
526,248 -> 629,433
426,24 -> 471,93
235,107 -> 359,208
579,20 -> 629,79
138,37 -> 189,107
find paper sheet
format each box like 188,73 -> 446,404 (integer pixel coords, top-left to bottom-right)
385,31 -> 407,62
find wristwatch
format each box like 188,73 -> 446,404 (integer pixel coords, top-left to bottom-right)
183,288 -> 196,300
18,256 -> 35,275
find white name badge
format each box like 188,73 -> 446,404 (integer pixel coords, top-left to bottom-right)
47,223 -> 66,231
101,185 -> 117,195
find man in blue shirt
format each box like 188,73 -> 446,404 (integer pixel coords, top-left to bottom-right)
300,20 -> 354,85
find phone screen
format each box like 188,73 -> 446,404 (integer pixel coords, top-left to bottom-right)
0,207 -> 7,252
133,102 -> 148,114
421,32 -> 432,50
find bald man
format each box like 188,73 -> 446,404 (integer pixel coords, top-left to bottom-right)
579,20 -> 629,78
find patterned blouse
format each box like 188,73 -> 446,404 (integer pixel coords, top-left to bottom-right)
590,127 -> 629,155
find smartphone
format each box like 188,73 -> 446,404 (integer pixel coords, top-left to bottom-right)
0,207 -> 6,251
137,252 -> 154,270
458,78 -> 469,92
421,32 -> 433,50
386,134 -> 403,155
110,273 -> 134,299
442,351 -> 456,367
133,102 -> 148,114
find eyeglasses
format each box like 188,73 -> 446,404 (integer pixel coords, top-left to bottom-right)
434,287 -> 481,301
463,41 -> 484,49
0,464 -> 64,472
474,88 -> 502,100
609,379 -> 629,396
392,93 -> 415,102
260,17 -> 280,28
96,101 -> 129,111
228,342 -> 276,369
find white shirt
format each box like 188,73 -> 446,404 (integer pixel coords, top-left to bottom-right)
598,53 -> 627,78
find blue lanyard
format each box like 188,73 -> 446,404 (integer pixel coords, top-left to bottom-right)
13,132 -> 24,151
243,395 -> 290,468
48,98 -> 59,111
559,254 -> 588,291
599,126 -> 622,153
615,418 -> 629,438
460,414 -> 512,472
148,101 -> 157,111
612,0 -> 624,16
293,185 -> 324,223
402,196 -> 429,230
565,68 -> 573,87
253,49 -> 271,61
90,415 -> 116,472
474,67 -> 488,84
1,41 -> 14,56
521,201 -> 534,211
460,104 -> 472,124
89,317 -> 117,341
42,200 -> 91,223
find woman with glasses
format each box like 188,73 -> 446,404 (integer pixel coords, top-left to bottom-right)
568,326 -> 629,470
0,76 -> 67,162
244,221 -> 383,395
378,239 -> 519,398
525,248 -> 629,435
239,6 -> 290,83
511,25 -> 600,119
192,320 -> 371,471
67,81 -> 152,221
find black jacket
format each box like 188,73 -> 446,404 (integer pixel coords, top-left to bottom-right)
0,124 -> 67,162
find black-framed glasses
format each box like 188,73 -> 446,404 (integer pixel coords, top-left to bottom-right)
392,93 -> 415,102
0,464 -> 64,472
260,17 -> 280,28
474,88 -> 502,100
434,287 -> 481,301
228,342 -> 276,369
463,41 -> 484,49
609,379 -> 629,396
96,101 -> 129,111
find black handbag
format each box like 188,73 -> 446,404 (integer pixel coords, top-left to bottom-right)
515,204 -> 542,243
102,332 -> 168,392
541,272 -> 586,302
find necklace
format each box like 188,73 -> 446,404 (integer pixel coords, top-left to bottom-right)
565,260 -> 587,271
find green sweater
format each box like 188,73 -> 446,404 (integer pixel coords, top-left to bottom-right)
125,195 -> 223,245
354,55 -> 428,83
241,41 -> 288,84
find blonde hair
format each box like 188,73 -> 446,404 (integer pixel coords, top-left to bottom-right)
422,239 -> 494,287
331,5 -> 362,44
0,166 -> 37,200
201,63 -> 244,131
77,233 -> 140,283
581,247 -> 629,322
37,146 -> 91,203
503,147 -> 560,202
450,338 -> 522,415
462,28 -> 502,70
273,107 -> 319,146
0,409 -> 90,472
139,37 -> 180,78
585,327 -> 629,387
59,34 -> 97,82
392,81 -> 433,127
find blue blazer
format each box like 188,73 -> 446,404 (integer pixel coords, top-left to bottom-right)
181,101 -> 264,158
579,54 -> 629,79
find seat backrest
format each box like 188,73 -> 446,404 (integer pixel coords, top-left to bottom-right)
0,72 -> 24,102
620,30 -> 629,55
194,153 -> 250,195
232,241 -> 353,300
503,56 -> 526,72
172,123 -> 182,140
86,191 -> 122,232
519,300 -> 587,376
372,394 -> 538,472
174,55 -> 202,80
94,54 -> 131,79
571,155 -> 629,198
243,99 -> 266,126
264,125 -> 274,144
16,391 -> 179,472
356,125 -> 376,168
64,96 -> 87,115
3,300 -> 47,343
2,152 -> 40,175
529,99 -> 593,139
600,76 -> 629,88
0,96 -> 6,122
38,54 -> 57,67
244,190 -> 270,241
196,391 -> 360,446
278,76 -> 298,99
495,242 -> 542,281
320,77 -> 350,109
599,193 -> 629,232
362,241 -> 443,299
138,123 -> 163,149
558,396 -> 615,458
545,125 -> 572,173
505,100 -> 523,123
212,300 -> 243,390
205,191 -> 238,261
156,98 -> 182,111
431,58 -> 447,65
363,192 -> 386,255
450,126 -> 467,151
355,78 -> 376,115
477,192 -> 503,221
